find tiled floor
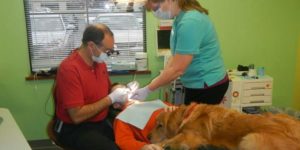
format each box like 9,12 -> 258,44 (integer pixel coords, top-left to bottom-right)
28,139 -> 62,150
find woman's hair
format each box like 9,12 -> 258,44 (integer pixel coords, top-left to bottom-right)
177,0 -> 208,15
81,24 -> 114,46
146,0 -> 208,15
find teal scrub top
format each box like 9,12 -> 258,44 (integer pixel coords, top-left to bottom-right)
170,10 -> 226,88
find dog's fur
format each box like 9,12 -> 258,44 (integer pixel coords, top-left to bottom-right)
148,104 -> 300,150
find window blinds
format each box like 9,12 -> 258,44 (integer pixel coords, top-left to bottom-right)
24,0 -> 146,73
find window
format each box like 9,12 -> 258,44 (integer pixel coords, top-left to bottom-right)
24,0 -> 146,73
41,2 -> 59,11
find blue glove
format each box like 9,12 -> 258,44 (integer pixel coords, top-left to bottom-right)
130,86 -> 152,101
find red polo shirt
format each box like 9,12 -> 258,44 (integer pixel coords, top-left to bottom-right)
55,50 -> 111,123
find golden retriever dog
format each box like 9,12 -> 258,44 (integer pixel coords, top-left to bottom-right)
148,104 -> 300,150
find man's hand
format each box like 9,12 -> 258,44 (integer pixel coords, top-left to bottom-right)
141,144 -> 163,150
108,88 -> 129,104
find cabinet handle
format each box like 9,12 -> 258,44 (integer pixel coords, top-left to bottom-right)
250,87 -> 265,90
250,100 -> 264,103
250,94 -> 265,96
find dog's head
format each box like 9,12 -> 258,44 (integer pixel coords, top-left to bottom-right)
148,104 -> 223,144
148,105 -> 187,143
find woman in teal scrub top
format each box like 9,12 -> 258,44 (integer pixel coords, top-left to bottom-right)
132,0 -> 229,105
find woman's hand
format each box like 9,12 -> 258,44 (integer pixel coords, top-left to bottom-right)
130,86 -> 152,101
141,144 -> 163,150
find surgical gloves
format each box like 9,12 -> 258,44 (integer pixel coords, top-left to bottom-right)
130,86 -> 152,101
109,88 -> 129,104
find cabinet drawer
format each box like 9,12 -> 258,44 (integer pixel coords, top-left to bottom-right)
241,96 -> 272,104
243,89 -> 272,97
243,82 -> 272,90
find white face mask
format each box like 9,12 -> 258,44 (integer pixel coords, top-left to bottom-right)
92,52 -> 108,63
153,7 -> 172,20
91,45 -> 108,63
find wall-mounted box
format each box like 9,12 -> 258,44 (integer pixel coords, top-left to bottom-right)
156,29 -> 171,56
156,19 -> 173,56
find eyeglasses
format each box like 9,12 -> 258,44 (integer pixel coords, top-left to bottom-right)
95,43 -> 120,57
106,49 -> 120,56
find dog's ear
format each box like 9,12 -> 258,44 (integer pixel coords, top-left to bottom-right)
199,113 -> 213,140
182,104 -> 214,140
165,106 -> 187,137
193,105 -> 214,140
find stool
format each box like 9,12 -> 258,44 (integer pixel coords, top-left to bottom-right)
47,119 -> 73,150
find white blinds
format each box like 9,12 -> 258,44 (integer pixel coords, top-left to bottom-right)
24,0 -> 146,73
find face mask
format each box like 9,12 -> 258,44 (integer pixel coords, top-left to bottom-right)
153,8 -> 172,20
91,45 -> 108,63
92,52 -> 108,63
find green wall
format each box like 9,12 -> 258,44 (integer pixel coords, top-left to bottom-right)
0,0 -> 299,140
294,38 -> 300,110
201,0 -> 300,108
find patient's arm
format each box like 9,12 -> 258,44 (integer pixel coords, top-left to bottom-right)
141,144 -> 163,150
114,119 -> 149,150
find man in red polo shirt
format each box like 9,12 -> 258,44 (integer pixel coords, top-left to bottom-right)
53,24 -> 128,150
